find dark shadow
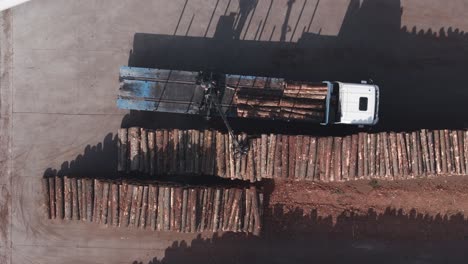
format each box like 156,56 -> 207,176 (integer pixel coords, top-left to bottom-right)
280,0 -> 295,42
43,133 -> 118,179
132,205 -> 468,264
127,0 -> 468,132
42,130 -> 273,190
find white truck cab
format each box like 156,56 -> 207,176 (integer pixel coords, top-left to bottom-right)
325,81 -> 379,126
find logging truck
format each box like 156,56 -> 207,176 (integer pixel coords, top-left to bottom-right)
117,66 -> 379,126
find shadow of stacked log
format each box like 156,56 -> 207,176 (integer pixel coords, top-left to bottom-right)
41,177 -> 263,235
119,127 -> 468,182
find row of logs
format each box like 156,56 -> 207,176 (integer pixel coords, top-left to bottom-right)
42,177 -> 263,234
118,128 -> 468,182
234,83 -> 327,121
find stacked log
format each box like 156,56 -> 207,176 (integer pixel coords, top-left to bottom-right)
234,82 -> 327,122
119,128 -> 468,182
42,177 -> 263,235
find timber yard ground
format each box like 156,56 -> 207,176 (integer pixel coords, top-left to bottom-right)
1,0 -> 468,263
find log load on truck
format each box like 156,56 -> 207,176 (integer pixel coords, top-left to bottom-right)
117,66 -> 379,126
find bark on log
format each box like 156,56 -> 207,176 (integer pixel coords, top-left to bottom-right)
171,129 -> 179,174
375,134 -> 381,177
274,135 -> 282,179
93,179 -> 103,223
170,187 -> 175,231
186,130 -> 193,174
155,130 -> 163,175
65,179 -> 74,221
382,133 -> 392,178
100,182 -> 109,225
369,134 -> 376,177
427,130 -> 435,175
111,183 -> 119,227
48,177 -> 56,219
181,188 -> 188,232
118,183 -> 128,227
334,137 -> 342,181
224,133 -> 231,179
178,130 -> 185,174
306,137 -> 317,181
357,133 -> 364,178
261,134 -> 268,179
288,136 -> 296,179
86,179 -> 93,222
253,138 -> 260,181
42,178 -> 51,219
434,130 -> 441,174
55,176 -> 64,219
148,130 -> 156,176
464,131 -> 468,175
267,134 -> 276,178
439,130 -> 448,174
247,139 -> 255,182
363,134 -> 369,178
213,189 -> 221,232
349,134 -> 359,180
411,132 -> 419,177
452,131 -> 461,174
210,131 -> 218,176
199,188 -> 207,231
78,179 -> 86,221
164,187 -> 171,231
458,130 -> 466,175
324,137 -> 333,182
389,132 -> 399,178
157,185 -> 165,231
216,131 -> 226,178
396,134 -> 405,178
250,187 -> 261,236
281,135 -> 289,178
139,186 -> 148,229
149,184 -> 158,231
299,136 -> 310,180
241,134 -> 248,180
118,128 -> 128,172
444,129 -> 453,173
71,177 -> 79,220
129,127 -> 140,171
163,129 -> 169,173
420,130 -> 429,175
222,189 -> 232,231
129,185 -> 139,227
228,134 -> 236,179
342,136 -> 350,181
190,189 -> 197,232
294,135 -> 303,180
193,130 -> 201,175
404,133 -> 412,176
235,135 -> 241,179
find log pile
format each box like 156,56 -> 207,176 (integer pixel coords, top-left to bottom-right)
234,82 -> 327,122
119,128 -> 468,182
42,177 -> 263,235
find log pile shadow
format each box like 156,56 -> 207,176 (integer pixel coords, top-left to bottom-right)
43,133 -> 118,180
126,0 -> 468,132
133,205 -> 468,264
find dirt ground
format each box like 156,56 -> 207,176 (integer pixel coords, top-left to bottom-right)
266,176 -> 468,240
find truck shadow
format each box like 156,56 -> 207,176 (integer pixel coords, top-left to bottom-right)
126,0 -> 468,132
133,205 -> 468,264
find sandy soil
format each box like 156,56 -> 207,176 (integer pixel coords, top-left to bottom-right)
266,175 -> 468,240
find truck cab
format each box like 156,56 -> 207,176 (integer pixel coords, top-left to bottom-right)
327,81 -> 379,126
